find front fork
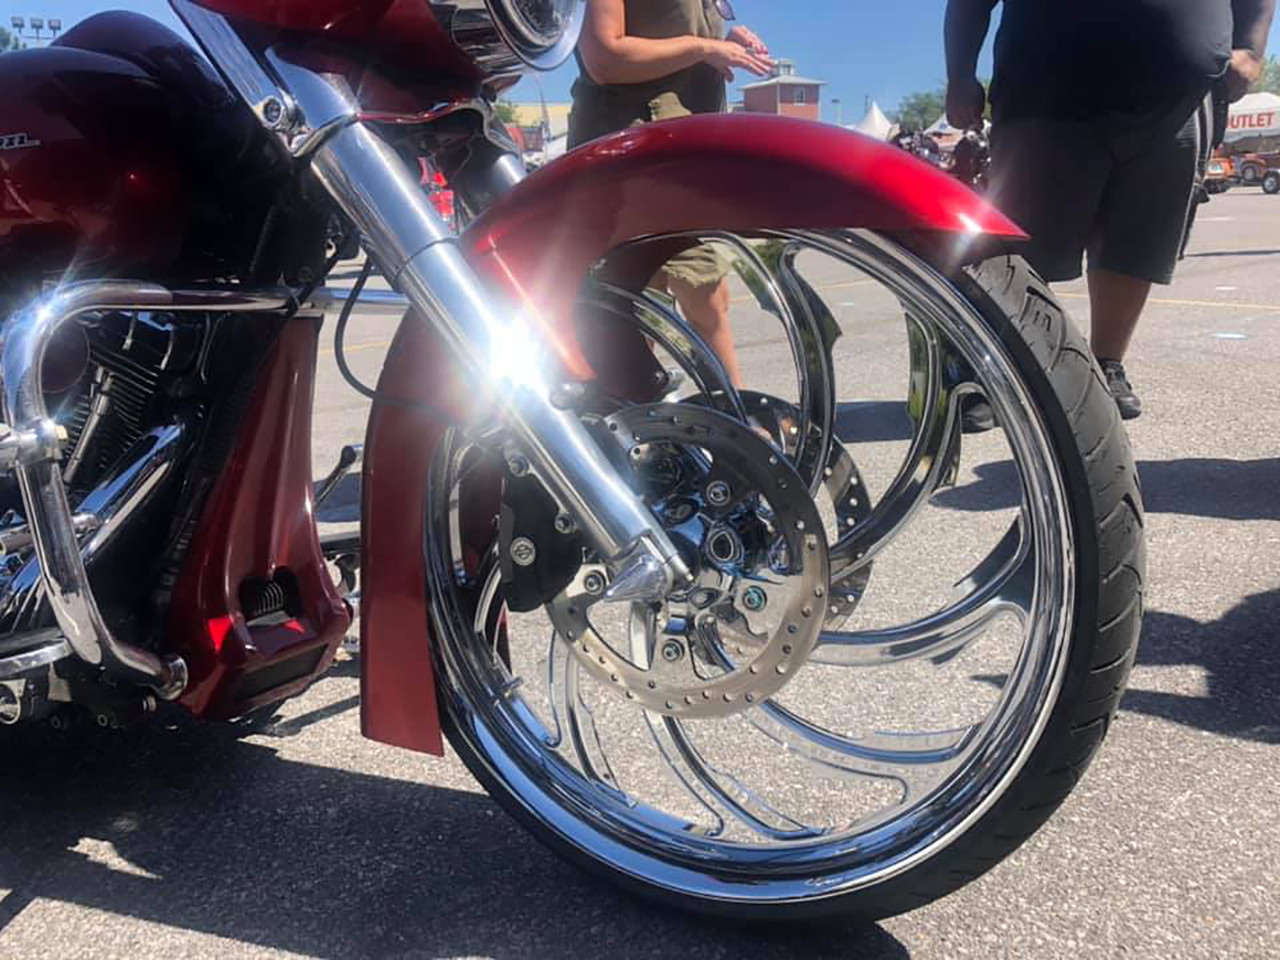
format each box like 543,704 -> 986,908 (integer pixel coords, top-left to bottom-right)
308,119 -> 690,598
169,0 -> 690,596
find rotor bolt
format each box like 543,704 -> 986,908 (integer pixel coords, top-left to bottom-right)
510,537 -> 537,567
554,513 -> 576,535
706,481 -> 732,507
507,455 -> 530,478
661,640 -> 685,663
583,572 -> 606,595
742,586 -> 768,612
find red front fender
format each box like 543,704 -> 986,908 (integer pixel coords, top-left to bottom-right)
359,114 -> 1024,754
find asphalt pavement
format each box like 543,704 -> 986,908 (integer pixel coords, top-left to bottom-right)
1,187 -> 1278,959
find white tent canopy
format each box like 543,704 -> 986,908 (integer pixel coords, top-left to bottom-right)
926,115 -> 960,136
1225,92 -> 1280,142
852,101 -> 894,140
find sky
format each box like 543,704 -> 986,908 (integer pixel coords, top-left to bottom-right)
6,2 -> 1280,123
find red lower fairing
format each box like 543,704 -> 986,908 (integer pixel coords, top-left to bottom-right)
357,114 -> 1026,755
168,319 -> 350,720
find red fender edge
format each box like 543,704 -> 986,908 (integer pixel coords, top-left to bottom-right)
359,113 -> 1025,755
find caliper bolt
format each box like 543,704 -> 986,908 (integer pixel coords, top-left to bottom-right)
661,640 -> 685,663
705,481 -> 731,507
742,586 -> 768,612
583,572 -> 606,595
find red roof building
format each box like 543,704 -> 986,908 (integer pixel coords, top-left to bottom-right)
741,60 -> 826,121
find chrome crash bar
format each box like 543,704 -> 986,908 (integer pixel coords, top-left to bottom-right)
0,282 -> 297,699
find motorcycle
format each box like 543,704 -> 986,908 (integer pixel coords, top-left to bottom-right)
949,128 -> 992,192
0,0 -> 1145,921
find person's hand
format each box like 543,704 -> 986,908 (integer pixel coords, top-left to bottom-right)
704,38 -> 774,81
946,75 -> 986,129
726,25 -> 768,56
1224,48 -> 1263,102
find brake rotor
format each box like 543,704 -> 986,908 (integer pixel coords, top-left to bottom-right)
547,403 -> 829,718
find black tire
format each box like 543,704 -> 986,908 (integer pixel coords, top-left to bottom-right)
437,250 -> 1145,922
1241,164 -> 1259,184
1263,172 -> 1280,195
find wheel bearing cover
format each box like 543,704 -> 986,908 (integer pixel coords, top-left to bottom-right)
548,403 -> 830,719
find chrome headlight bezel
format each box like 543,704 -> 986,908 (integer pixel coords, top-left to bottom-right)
488,0 -> 586,70
444,0 -> 585,78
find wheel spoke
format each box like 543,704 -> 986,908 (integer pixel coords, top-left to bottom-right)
547,636 -> 622,794
814,521 -> 1032,667
829,318 -> 964,577
644,713 -> 826,840
745,701 -> 976,806
582,284 -> 747,422
624,601 -> 824,840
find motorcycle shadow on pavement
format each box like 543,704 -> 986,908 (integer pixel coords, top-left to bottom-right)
1125,590 -> 1280,745
0,710 -> 910,959
931,457 -> 1280,744
932,456 -> 1280,521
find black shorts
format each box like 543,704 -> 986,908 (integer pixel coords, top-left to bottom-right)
988,100 -> 1202,285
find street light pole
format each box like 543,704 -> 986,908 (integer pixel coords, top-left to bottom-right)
9,15 -> 63,46
832,98 -> 843,127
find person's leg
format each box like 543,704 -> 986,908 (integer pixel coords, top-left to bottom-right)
1087,268 -> 1151,362
668,275 -> 744,387
1087,102 -> 1201,420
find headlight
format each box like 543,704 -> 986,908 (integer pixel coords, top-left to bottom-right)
488,0 -> 585,69
435,0 -> 584,78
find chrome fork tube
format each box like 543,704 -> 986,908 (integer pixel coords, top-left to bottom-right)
310,122 -> 689,589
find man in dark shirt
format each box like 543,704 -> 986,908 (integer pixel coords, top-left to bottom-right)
945,0 -> 1275,420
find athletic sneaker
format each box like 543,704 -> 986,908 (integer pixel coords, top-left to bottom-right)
1100,359 -> 1142,421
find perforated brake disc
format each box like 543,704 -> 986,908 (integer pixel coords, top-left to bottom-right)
547,403 -> 830,719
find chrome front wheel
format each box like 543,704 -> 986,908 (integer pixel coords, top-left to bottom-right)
428,232 -> 1144,919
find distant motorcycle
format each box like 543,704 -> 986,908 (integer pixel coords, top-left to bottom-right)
949,129 -> 992,192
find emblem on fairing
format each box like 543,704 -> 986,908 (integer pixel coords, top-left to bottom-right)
0,133 -> 41,151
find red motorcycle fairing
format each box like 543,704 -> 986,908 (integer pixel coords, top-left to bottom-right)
359,114 -> 1026,755
167,318 -> 351,720
190,0 -> 484,85
0,45 -> 185,281
0,12 -> 282,289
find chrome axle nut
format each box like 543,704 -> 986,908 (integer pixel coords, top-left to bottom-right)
583,572 -> 606,595
706,481 -> 731,507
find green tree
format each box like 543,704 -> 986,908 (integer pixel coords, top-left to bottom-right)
890,86 -> 946,132
0,27 -> 24,52
1251,55 -> 1280,95
494,100 -> 520,125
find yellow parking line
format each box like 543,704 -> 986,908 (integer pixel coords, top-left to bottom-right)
1058,292 -> 1280,313
731,277 -> 877,305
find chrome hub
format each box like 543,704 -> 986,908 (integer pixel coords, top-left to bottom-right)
547,404 -> 829,718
